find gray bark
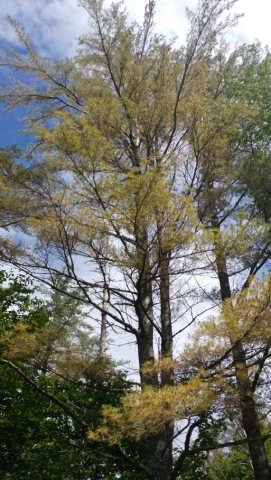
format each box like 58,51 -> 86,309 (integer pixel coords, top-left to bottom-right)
135,227 -> 174,477
100,237 -> 109,357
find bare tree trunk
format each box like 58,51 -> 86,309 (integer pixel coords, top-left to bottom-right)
233,347 -> 271,480
136,259 -> 156,386
159,253 -> 173,389
160,254 -> 172,356
156,253 -> 174,477
156,211 -> 173,381
135,226 -> 173,479
147,432 -> 173,480
100,237 -> 109,357
211,214 -> 271,480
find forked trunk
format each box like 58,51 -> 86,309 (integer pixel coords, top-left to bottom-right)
136,228 -> 173,478
136,276 -> 173,479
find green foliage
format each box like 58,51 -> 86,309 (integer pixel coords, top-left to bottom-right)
0,363 -> 143,479
226,45 -> 271,150
207,446 -> 254,480
0,270 -> 146,479
241,153 -> 271,222
177,415 -> 227,480
0,366 -> 88,480
0,269 -> 47,348
203,418 -> 271,480
225,46 -> 271,224
41,273 -> 100,360
0,144 -> 23,160
0,364 -> 148,479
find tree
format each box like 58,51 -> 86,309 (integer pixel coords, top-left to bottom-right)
181,42 -> 271,480
206,416 -> 271,480
0,144 -> 41,261
0,270 -> 145,479
2,0 -> 271,479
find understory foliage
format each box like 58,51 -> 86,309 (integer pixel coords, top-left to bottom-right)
0,270 -> 146,479
1,0 -> 271,478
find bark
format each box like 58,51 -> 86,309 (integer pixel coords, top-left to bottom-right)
100,237 -> 109,357
233,348 -> 271,480
211,213 -> 271,480
135,227 -> 156,385
136,266 -> 174,479
147,250 -> 174,479
136,274 -> 157,387
147,430 -> 173,480
135,227 -> 174,478
157,210 -> 173,384
160,254 -> 172,356
159,253 -> 174,389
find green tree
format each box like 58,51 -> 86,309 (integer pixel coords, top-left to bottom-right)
0,270 -> 145,479
0,269 -> 46,341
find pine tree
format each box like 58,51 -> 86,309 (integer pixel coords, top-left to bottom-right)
2,1 -> 271,479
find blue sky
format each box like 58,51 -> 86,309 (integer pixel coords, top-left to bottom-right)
1,0 -> 271,151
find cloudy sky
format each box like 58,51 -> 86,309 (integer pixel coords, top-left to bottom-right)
0,0 -> 270,148
1,0 -> 270,57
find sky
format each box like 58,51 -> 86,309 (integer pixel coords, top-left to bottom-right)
1,0 -> 271,149
0,0 -> 270,367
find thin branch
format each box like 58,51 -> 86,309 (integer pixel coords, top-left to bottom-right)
1,359 -> 91,429
114,444 -> 151,476
187,431 -> 271,455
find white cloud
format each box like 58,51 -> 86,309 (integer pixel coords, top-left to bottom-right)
0,0 -> 88,57
1,0 -> 270,61
229,0 -> 271,47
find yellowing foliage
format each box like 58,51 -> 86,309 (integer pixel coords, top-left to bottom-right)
88,375 -> 224,443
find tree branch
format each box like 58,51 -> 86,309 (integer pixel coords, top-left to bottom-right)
114,444 -> 151,476
182,432 -> 271,458
1,359 -> 91,429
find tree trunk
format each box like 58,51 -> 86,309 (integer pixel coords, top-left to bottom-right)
157,210 -> 173,385
136,276 -> 158,387
160,254 -> 172,356
233,347 -> 271,480
159,254 -> 174,390
135,227 -> 173,478
211,214 -> 271,480
136,267 -> 174,480
100,237 -> 109,357
147,430 -> 173,480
